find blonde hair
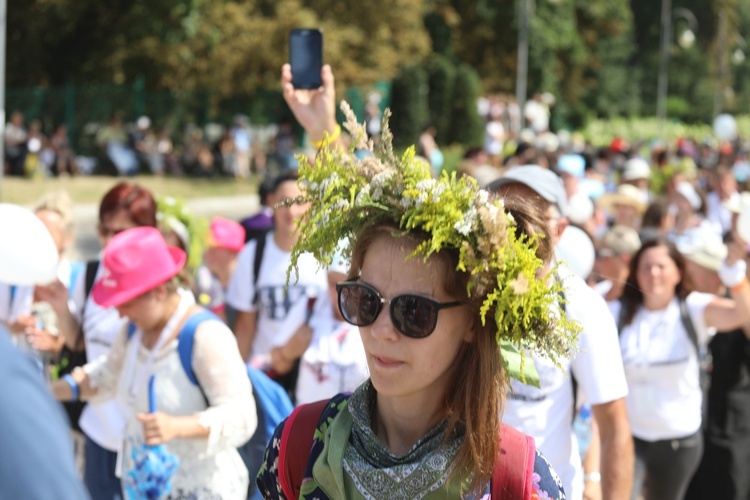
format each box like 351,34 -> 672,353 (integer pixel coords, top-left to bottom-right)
34,189 -> 75,235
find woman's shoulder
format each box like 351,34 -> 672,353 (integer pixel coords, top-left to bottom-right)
532,448 -> 567,499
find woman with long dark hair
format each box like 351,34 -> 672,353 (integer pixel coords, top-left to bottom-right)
609,237 -> 750,500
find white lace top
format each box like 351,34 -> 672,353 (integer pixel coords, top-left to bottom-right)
85,297 -> 257,499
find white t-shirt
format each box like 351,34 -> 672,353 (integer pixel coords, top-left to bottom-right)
502,265 -> 629,500
608,292 -> 714,441
295,321 -> 369,405
226,233 -> 330,361
71,261 -> 128,451
705,191 -> 737,237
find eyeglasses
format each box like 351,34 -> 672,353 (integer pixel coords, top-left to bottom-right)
336,281 -> 462,338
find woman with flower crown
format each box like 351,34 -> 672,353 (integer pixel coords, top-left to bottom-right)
255,66 -> 577,499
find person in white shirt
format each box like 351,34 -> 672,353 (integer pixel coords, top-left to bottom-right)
295,251 -> 369,405
609,236 -> 750,500
705,165 -> 739,237
488,166 -> 633,500
227,171 -> 329,378
36,182 -> 158,500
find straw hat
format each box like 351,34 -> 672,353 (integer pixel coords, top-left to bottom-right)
598,184 -> 647,215
621,158 -> 651,182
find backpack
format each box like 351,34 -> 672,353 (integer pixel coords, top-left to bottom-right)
276,396 -> 537,500
127,309 -> 294,500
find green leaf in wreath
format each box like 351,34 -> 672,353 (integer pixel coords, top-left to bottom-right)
500,340 -> 540,388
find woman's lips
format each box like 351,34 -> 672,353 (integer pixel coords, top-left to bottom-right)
373,355 -> 404,368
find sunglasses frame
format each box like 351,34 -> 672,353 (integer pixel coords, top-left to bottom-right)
335,281 -> 462,338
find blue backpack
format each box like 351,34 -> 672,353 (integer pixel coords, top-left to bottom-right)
128,309 -> 293,499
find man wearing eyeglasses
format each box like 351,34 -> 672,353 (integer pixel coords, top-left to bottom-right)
487,165 -> 633,500
593,225 -> 642,303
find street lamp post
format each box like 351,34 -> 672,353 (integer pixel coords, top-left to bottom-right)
656,2 -> 698,136
516,0 -> 530,131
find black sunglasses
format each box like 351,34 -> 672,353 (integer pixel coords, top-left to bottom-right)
336,281 -> 462,339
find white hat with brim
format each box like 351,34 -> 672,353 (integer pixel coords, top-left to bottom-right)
622,157 -> 652,182
598,184 -> 647,216
676,227 -> 727,272
0,204 -> 59,285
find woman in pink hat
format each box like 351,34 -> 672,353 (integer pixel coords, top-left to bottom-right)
52,226 -> 256,499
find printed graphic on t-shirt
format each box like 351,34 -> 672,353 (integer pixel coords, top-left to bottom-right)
257,285 -> 312,320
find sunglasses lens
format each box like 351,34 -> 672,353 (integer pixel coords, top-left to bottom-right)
392,295 -> 438,338
339,284 -> 380,326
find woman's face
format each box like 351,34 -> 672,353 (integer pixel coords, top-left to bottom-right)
98,209 -> 138,249
272,181 -> 310,236
115,288 -> 164,331
357,235 -> 473,404
635,245 -> 681,300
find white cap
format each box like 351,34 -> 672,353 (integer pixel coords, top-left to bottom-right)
622,158 -> 651,181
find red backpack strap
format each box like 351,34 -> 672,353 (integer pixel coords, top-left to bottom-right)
492,424 -> 536,500
278,399 -> 330,499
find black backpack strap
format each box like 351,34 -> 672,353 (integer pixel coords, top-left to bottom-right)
84,260 -> 99,300
71,260 -> 100,351
252,232 -> 267,306
678,297 -> 700,355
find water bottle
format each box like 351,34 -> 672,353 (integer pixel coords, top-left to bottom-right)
573,403 -> 593,459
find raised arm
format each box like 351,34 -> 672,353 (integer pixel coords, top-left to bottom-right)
281,63 -> 342,148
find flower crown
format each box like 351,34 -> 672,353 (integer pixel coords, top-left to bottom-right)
286,102 -> 579,386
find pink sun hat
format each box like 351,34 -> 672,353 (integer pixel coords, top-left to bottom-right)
92,226 -> 186,308
209,216 -> 246,252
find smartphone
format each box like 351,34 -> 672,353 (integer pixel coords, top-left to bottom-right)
290,28 -> 323,89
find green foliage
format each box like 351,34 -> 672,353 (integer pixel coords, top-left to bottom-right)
449,64 -> 484,147
156,196 -> 210,271
390,65 -> 430,148
426,55 -> 456,143
286,102 -> 580,386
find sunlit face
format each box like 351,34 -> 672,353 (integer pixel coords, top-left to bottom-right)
271,181 -> 310,236
635,245 -> 681,300
99,210 -> 138,249
594,250 -> 623,282
115,288 -> 163,330
203,247 -> 236,275
357,235 -> 472,403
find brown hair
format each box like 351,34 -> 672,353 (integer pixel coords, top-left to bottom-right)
347,218 -> 503,493
620,237 -> 687,325
99,182 -> 157,227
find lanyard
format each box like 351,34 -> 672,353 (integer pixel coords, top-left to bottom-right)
123,291 -> 194,409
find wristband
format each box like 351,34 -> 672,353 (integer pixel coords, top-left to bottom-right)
62,374 -> 79,401
718,258 -> 747,288
584,471 -> 601,483
311,125 -> 341,148
729,276 -> 749,294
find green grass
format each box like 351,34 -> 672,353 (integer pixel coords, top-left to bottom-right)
0,175 -> 260,205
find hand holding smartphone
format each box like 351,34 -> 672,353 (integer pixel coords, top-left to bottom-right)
289,28 -> 323,89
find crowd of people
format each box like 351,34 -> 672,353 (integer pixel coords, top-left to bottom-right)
2,112 -> 293,179
1,62 -> 749,500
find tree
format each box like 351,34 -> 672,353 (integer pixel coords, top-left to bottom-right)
390,65 -> 429,148
426,55 -> 456,143
449,64 -> 483,146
